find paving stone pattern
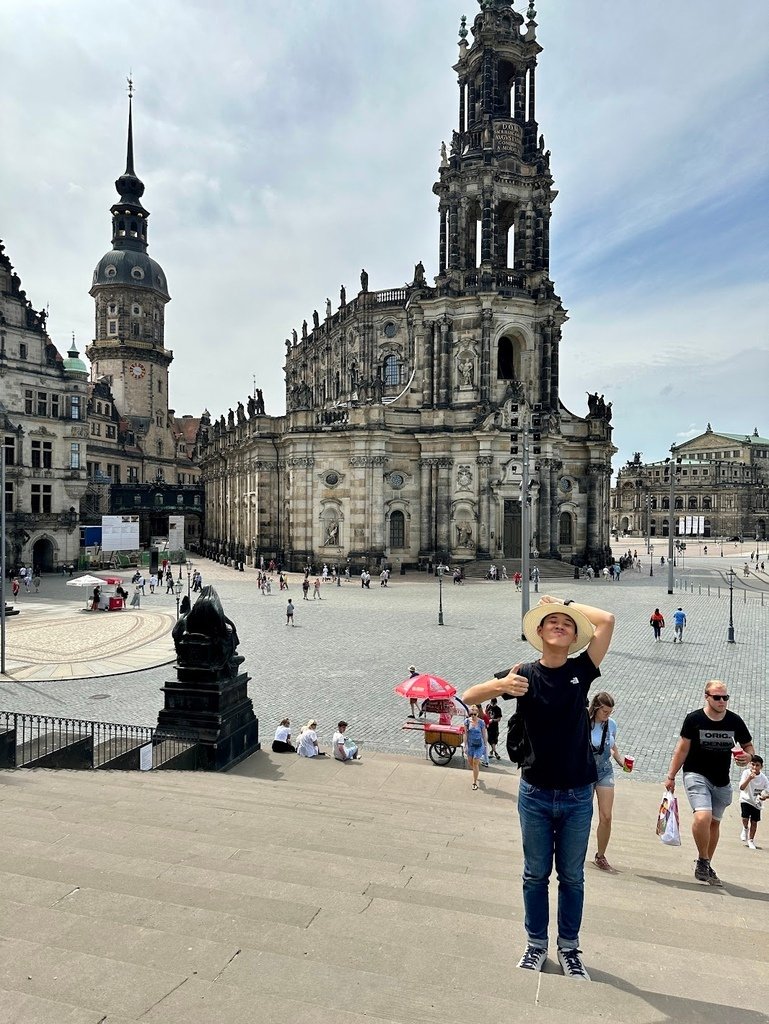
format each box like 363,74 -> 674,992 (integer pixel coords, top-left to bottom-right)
0,556 -> 766,782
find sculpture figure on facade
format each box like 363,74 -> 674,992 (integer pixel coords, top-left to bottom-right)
325,519 -> 339,545
312,309 -> 320,329
340,284 -> 346,306
372,374 -> 384,402
326,298 -> 332,319
457,521 -> 474,548
227,408 -> 235,429
236,401 -> 246,424
302,320 -> 308,340
247,395 -> 256,418
172,586 -> 242,677
605,401 -> 613,423
212,419 -> 221,438
255,389 -> 265,415
360,268 -> 369,292
587,391 -> 599,416
219,414 -> 226,432
413,261 -> 426,287
292,328 -> 298,346
440,141 -> 449,167
459,357 -> 474,386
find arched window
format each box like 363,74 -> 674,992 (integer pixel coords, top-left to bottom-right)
390,510 -> 405,549
675,497 -> 684,510
662,497 -> 670,510
650,496 -> 658,510
383,354 -> 400,387
497,336 -> 516,380
650,518 -> 657,536
559,512 -> 573,546
702,496 -> 712,510
662,518 -> 670,537
688,496 -> 698,510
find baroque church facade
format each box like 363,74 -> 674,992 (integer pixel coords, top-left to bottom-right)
201,0 -> 615,570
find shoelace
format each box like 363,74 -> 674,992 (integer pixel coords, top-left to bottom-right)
520,947 -> 545,969
559,949 -> 587,976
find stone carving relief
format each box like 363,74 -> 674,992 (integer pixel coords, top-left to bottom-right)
457,465 -> 473,490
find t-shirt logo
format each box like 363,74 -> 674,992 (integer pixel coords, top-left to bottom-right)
698,729 -> 734,751
571,677 -> 579,686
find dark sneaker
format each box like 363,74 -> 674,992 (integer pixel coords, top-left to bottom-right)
557,948 -> 591,980
517,945 -> 547,972
707,866 -> 724,887
694,858 -> 710,882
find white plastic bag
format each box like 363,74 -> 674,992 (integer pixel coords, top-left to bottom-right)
656,792 -> 681,847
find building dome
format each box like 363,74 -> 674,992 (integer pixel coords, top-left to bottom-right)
90,249 -> 169,299
63,341 -> 88,376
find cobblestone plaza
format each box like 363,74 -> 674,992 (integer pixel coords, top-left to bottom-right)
0,551 -> 766,783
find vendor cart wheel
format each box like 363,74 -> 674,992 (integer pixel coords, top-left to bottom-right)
429,741 -> 454,766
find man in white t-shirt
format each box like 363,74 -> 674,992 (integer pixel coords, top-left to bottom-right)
739,755 -> 769,850
332,721 -> 361,762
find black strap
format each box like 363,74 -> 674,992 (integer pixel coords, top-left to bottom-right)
591,719 -> 609,754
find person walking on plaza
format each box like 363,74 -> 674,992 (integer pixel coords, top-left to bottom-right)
302,577 -> 310,600
485,697 -> 503,760
739,755 -> 769,850
462,594 -> 614,980
463,704 -> 488,791
672,607 -> 687,643
286,599 -> 295,626
313,577 -> 322,600
649,607 -> 665,641
664,680 -> 753,886
588,692 -> 631,872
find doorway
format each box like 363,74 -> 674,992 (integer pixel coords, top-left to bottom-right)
32,537 -> 55,572
503,499 -> 522,557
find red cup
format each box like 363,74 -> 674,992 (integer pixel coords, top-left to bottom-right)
732,746 -> 743,760
623,755 -> 635,773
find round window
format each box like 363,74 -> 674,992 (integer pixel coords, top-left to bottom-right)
105,265 -> 116,278
384,322 -> 398,338
324,471 -> 339,487
131,267 -> 145,280
389,472 -> 405,489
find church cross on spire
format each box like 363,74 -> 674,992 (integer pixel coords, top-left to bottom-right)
125,75 -> 136,176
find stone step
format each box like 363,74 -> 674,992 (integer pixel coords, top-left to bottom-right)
0,758 -> 762,1022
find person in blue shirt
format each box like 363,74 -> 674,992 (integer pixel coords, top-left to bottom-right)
672,607 -> 687,643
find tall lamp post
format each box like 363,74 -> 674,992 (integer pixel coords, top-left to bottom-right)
186,560 -> 192,599
174,579 -> 183,620
511,401 -> 540,640
666,448 -> 681,595
726,567 -> 736,643
437,562 -> 445,626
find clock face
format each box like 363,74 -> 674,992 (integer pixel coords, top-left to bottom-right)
129,363 -> 146,380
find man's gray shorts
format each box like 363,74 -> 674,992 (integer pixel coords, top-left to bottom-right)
683,772 -> 733,821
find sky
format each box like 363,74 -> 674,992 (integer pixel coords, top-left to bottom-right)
1,0 -> 767,473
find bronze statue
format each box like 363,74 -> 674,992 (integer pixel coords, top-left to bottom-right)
171,586 -> 242,677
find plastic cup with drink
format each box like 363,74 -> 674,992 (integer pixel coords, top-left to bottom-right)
732,744 -> 744,762
623,754 -> 635,773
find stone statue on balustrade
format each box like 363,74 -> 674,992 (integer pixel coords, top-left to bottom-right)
172,586 -> 243,679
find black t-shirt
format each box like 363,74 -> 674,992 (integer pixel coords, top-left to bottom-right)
681,708 -> 752,787
496,650 -> 600,789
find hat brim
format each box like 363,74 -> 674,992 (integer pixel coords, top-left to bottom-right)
523,603 -> 595,655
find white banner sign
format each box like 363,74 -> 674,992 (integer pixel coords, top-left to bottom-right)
168,515 -> 185,545
139,743 -> 153,771
101,515 -> 140,551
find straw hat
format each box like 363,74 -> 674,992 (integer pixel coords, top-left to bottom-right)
523,601 -> 594,655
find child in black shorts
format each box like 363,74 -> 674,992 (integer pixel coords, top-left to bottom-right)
739,755 -> 769,850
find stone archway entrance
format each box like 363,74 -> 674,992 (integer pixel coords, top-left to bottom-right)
32,537 -> 55,572
503,499 -> 522,557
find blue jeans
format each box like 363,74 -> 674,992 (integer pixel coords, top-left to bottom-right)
517,780 -> 594,950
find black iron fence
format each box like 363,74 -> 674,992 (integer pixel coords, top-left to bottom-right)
0,712 -> 201,771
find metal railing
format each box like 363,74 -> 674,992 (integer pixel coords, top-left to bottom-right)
0,711 -> 201,771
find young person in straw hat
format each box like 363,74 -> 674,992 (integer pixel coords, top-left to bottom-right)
462,595 -> 614,982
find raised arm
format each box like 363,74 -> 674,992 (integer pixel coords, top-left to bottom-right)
462,664 -> 529,706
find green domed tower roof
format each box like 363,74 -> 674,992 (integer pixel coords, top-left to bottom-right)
63,338 -> 88,376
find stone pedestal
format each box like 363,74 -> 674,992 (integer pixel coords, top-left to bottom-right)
158,586 -> 260,771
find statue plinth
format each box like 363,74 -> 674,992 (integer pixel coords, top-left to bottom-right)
158,586 -> 259,771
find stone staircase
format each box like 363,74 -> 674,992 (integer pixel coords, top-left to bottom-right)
460,557 -> 577,581
0,753 -> 764,1022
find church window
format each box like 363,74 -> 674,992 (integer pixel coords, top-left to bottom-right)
108,320 -> 117,335
19,343 -> 27,360
131,267 -> 144,280
497,336 -> 519,380
383,354 -> 400,386
71,396 -> 81,420
384,322 -> 398,339
661,496 -> 669,510
70,443 -> 80,469
390,510 -> 405,549
132,323 -> 140,337
702,496 -> 712,510
674,497 -> 683,510
96,402 -> 102,414
558,512 -> 573,546
688,496 -> 698,510
132,305 -> 141,316
105,265 -> 116,278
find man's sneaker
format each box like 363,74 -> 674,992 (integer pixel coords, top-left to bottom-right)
740,827 -> 748,842
517,945 -> 547,972
694,858 -> 710,882
557,948 -> 591,980
747,840 -> 757,850
707,866 -> 724,887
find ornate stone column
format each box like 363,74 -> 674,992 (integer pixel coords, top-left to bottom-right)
587,463 -> 601,553
550,462 -> 560,555
419,458 -> 434,555
480,307 -> 493,404
438,317 -> 451,407
370,455 -> 388,556
437,458 -> 453,555
476,454 -> 494,557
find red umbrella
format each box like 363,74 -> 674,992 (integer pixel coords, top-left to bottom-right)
394,673 -> 457,700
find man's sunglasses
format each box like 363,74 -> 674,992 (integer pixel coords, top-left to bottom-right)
707,693 -> 730,701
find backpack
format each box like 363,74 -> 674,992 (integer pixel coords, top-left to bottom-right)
504,664 -> 535,769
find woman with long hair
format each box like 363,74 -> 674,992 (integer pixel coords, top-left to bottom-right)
588,691 -> 629,871
272,718 -> 295,753
464,704 -> 488,791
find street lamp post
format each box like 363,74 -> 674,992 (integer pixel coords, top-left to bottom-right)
667,449 -> 680,595
174,579 -> 183,620
186,561 -> 192,599
726,567 -> 736,644
437,562 -> 445,626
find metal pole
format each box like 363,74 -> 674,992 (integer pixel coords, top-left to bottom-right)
667,449 -> 676,594
1,425 -> 6,675
437,567 -> 444,626
727,569 -> 736,643
520,421 -> 531,640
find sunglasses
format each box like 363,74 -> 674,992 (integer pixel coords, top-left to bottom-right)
707,694 -> 730,701
470,713 -> 478,717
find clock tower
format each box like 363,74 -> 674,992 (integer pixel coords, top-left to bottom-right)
86,83 -> 172,456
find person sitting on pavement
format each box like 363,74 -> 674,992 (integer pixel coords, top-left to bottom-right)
296,720 -> 325,757
332,721 -> 361,762
272,718 -> 295,753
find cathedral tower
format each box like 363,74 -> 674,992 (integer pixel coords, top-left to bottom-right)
86,84 -> 173,455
